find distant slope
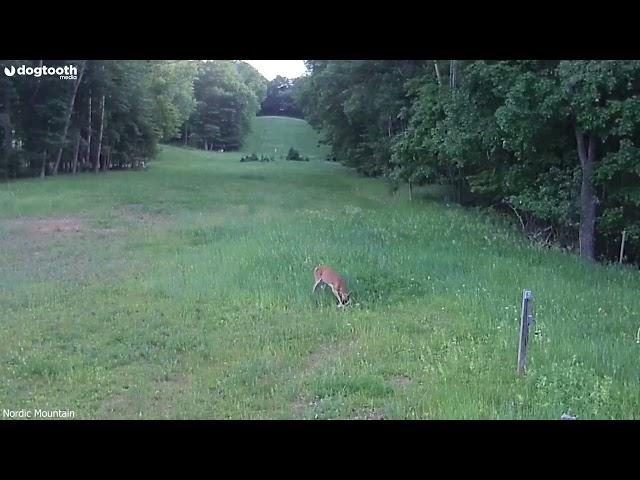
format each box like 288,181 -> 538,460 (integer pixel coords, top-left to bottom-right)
241,116 -> 330,160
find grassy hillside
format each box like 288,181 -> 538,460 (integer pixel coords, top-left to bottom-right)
241,115 -> 330,160
0,117 -> 638,419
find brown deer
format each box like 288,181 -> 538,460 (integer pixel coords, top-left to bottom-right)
313,265 -> 351,307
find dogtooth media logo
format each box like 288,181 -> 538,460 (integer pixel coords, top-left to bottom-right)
3,64 -> 78,80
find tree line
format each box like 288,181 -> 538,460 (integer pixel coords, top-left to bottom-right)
296,60 -> 640,265
0,60 -> 267,178
258,75 -> 304,118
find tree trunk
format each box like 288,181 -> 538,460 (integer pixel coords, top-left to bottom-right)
72,132 -> 81,174
2,80 -> 12,152
52,61 -> 86,175
40,124 -> 51,178
449,60 -> 458,91
86,92 -> 92,171
28,60 -> 44,104
93,95 -> 104,173
619,230 -> 627,264
433,60 -> 441,86
575,128 -> 597,261
1,79 -> 12,179
40,147 -> 47,178
96,94 -> 106,172
409,180 -> 413,202
183,125 -> 188,145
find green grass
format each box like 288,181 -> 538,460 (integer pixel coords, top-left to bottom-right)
242,115 -> 330,160
0,116 -> 639,419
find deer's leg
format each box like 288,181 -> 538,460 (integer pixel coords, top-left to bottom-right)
329,286 -> 342,306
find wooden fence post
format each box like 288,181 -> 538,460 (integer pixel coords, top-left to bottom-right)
517,289 -> 534,375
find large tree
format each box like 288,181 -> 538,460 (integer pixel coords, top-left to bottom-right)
301,59 -> 640,264
187,61 -> 262,151
299,60 -> 428,175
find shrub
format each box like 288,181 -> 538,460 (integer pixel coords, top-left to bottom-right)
286,147 -> 309,162
240,153 -> 275,163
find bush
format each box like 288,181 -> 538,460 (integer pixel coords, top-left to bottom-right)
240,153 -> 275,163
240,153 -> 258,162
286,147 -> 309,162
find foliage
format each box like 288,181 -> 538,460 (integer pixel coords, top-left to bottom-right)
240,153 -> 274,162
187,61 -> 264,152
286,147 -> 309,161
259,76 -> 304,118
0,60 -> 268,179
299,59 -> 640,263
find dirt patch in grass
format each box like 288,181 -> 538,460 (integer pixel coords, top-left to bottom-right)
117,207 -> 173,227
307,345 -> 333,370
2,215 -> 125,242
354,410 -> 386,420
305,340 -> 356,371
97,392 -> 138,419
6,216 -> 86,237
96,373 -> 193,419
291,395 -> 308,417
0,215 -> 136,286
290,340 -> 358,417
150,372 -> 193,418
388,375 -> 412,389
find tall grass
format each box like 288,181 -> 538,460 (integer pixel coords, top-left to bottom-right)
0,117 -> 638,419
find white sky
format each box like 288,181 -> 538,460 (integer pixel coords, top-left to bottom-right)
243,60 -> 307,80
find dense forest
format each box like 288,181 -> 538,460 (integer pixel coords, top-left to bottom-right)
0,60 -> 267,178
296,60 -> 640,265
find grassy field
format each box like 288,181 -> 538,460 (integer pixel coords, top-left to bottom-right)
1,116 -> 639,420
242,115 -> 329,160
